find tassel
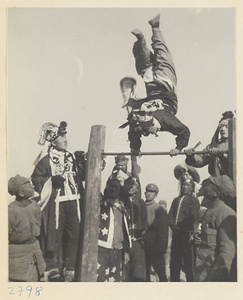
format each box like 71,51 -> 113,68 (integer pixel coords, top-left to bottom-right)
33,151 -> 43,166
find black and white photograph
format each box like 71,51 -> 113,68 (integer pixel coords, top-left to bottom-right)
1,1 -> 242,299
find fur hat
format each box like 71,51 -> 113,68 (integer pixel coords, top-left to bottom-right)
8,174 -> 29,196
174,164 -> 200,183
208,175 -> 236,198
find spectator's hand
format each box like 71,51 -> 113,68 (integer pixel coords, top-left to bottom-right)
184,148 -> 195,156
193,232 -> 202,246
131,149 -> 141,156
208,147 -> 220,155
51,175 -> 65,189
169,148 -> 180,157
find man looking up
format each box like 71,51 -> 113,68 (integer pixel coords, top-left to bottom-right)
8,175 -> 46,282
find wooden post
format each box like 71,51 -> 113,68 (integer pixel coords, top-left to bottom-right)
79,125 -> 105,282
228,118 -> 236,183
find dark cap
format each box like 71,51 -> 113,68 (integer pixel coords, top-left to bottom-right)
8,174 -> 30,196
146,183 -> 159,194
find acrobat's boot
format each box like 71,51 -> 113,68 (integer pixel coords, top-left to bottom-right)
131,28 -> 144,40
149,13 -> 160,28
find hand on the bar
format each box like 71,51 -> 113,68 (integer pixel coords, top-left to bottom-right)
184,148 -> 195,156
207,147 -> 221,155
169,148 -> 180,157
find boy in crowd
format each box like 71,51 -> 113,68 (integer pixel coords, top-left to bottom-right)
8,175 -> 46,281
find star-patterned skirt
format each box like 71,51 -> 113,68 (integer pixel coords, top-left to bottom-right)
97,246 -> 123,282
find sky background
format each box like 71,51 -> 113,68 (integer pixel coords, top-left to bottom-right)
7,8 -> 236,207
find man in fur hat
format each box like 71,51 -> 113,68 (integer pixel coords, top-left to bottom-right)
120,14 -> 190,157
31,121 -> 86,282
8,175 -> 46,281
193,175 -> 236,282
174,163 -> 200,196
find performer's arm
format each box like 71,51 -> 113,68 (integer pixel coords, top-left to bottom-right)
161,110 -> 190,152
128,123 -> 142,155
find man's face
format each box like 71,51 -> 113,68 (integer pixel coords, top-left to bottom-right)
116,163 -> 127,173
197,183 -> 206,197
19,180 -> 35,199
124,180 -> 138,196
219,119 -> 229,139
145,190 -> 157,202
52,134 -> 68,151
181,169 -> 192,181
142,125 -> 157,136
201,180 -> 219,201
106,181 -> 121,199
181,181 -> 194,195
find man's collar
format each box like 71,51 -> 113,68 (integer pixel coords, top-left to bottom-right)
14,199 -> 31,207
145,199 -> 155,206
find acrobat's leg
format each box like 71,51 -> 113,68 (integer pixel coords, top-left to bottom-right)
132,29 -> 154,78
149,14 -> 177,93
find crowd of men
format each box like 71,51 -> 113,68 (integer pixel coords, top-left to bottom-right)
8,14 -> 236,283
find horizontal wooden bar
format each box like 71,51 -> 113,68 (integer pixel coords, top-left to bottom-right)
102,150 -> 228,156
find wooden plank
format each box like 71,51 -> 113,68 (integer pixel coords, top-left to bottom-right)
79,125 -> 106,282
228,118 -> 236,183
